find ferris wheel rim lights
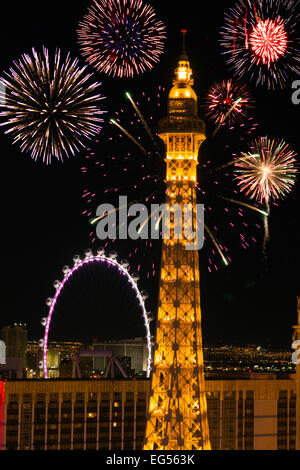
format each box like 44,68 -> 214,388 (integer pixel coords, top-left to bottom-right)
41,250 -> 152,378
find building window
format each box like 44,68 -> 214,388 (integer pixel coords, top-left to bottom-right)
8,394 -> 18,403
36,393 -> 45,402
221,391 -> 236,450
237,391 -> 243,450
244,391 -> 254,450
206,391 -> 220,450
76,392 -> 84,402
88,392 -> 97,401
22,393 -> 32,403
289,391 -> 296,450
277,390 -> 288,450
63,393 -> 72,401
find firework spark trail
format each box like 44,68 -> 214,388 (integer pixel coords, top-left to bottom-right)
126,92 -> 159,148
244,4 -> 249,49
220,196 -> 269,216
111,118 -> 148,155
90,199 -> 143,225
90,208 -> 121,226
214,153 -> 259,171
212,97 -> 243,137
137,208 -> 160,235
77,0 -> 166,78
204,224 -> 229,266
263,198 -> 271,257
155,212 -> 163,231
0,47 -> 105,164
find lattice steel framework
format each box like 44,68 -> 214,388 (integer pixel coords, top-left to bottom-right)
144,32 -> 211,450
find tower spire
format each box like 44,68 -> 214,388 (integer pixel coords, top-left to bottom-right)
179,29 -> 188,61
167,30 -> 200,118
171,29 -> 194,95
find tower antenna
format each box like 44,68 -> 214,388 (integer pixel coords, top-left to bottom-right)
180,28 -> 188,60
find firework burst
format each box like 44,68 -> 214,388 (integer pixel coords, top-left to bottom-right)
204,78 -> 254,128
249,17 -> 288,65
220,0 -> 300,89
0,47 -> 105,164
234,136 -> 298,251
77,0 -> 166,78
234,136 -> 298,203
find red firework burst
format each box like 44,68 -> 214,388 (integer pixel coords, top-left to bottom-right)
220,0 -> 300,89
249,18 -> 288,65
205,78 -> 254,126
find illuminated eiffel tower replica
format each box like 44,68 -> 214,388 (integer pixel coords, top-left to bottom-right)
144,31 -> 211,450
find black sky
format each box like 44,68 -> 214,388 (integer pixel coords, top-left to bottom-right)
0,0 -> 299,348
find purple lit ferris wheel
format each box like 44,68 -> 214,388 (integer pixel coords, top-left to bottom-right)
39,249 -> 153,378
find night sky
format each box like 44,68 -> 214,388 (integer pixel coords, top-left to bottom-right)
0,1 -> 299,348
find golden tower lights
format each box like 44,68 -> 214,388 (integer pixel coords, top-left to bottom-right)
293,297 -> 300,450
144,31 -> 211,450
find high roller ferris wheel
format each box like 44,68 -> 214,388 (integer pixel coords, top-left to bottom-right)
39,248 -> 153,379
